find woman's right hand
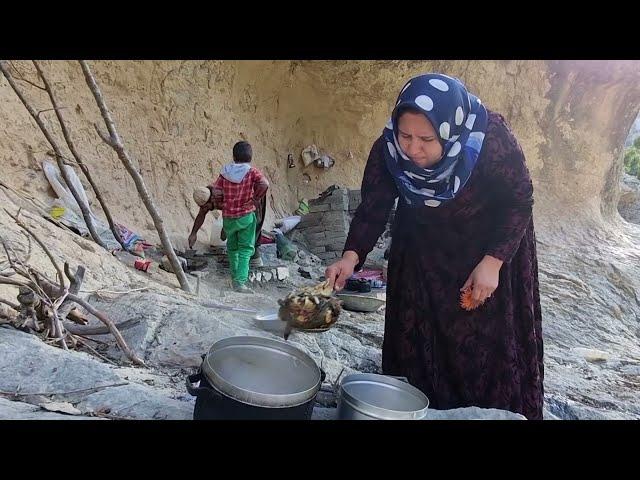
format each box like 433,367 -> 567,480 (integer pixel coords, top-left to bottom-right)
325,251 -> 359,291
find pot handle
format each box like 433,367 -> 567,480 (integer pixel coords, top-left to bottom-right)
320,368 -> 327,383
186,371 -> 228,402
186,354 -> 211,396
186,372 -> 207,397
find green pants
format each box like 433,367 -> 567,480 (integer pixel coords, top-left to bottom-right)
223,212 -> 257,285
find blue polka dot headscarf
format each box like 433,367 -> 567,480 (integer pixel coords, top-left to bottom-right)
383,73 -> 488,207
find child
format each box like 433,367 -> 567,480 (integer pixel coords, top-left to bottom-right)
188,187 -> 267,267
211,141 -> 269,293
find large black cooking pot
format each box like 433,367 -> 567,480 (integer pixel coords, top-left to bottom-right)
186,336 -> 325,420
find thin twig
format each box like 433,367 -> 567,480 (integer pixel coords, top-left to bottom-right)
58,263 -> 84,321
51,290 -> 69,350
79,286 -> 149,296
36,107 -> 66,119
21,231 -> 32,264
42,149 -> 76,165
0,237 -> 14,270
4,208 -> 66,290
72,335 -> 119,366
71,333 -> 110,345
0,241 -> 50,301
0,382 -> 129,397
7,60 -> 45,90
25,268 -> 56,301
2,230 -> 34,267
64,317 -> 140,336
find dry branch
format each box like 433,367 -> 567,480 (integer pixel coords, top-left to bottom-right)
4,208 -> 65,289
79,60 -> 191,293
66,293 -> 145,366
33,61 -> 128,252
0,272 -> 144,366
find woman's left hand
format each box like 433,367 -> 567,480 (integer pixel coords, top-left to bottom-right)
460,255 -> 504,303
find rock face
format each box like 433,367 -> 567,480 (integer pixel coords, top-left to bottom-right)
2,60 -> 639,236
0,326 -> 123,394
0,327 -> 194,420
2,60 -> 640,420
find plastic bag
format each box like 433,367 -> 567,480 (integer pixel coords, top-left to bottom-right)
274,215 -> 301,234
209,210 -> 226,246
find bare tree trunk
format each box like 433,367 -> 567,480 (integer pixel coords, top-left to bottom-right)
32,61 -> 129,252
79,60 -> 192,293
0,60 -> 107,249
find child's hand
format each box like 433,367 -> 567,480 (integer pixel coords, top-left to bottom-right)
188,233 -> 197,249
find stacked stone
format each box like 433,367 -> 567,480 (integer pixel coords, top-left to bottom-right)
208,245 -> 229,267
297,188 -> 350,264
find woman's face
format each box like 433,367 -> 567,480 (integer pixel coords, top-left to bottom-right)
397,112 -> 443,169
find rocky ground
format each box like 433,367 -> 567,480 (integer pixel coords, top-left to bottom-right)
2,181 -> 640,421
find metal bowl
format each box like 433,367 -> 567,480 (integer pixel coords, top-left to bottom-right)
253,312 -> 332,335
252,311 -> 287,335
336,293 -> 386,312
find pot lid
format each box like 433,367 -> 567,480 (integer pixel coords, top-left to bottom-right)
202,336 -> 322,408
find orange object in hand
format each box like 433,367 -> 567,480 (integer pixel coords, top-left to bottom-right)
460,286 -> 486,311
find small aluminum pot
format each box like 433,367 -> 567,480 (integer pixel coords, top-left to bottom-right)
337,373 -> 429,420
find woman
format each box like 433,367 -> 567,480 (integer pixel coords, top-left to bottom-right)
325,73 -> 543,419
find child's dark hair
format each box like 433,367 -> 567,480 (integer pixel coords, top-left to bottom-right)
233,141 -> 252,163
